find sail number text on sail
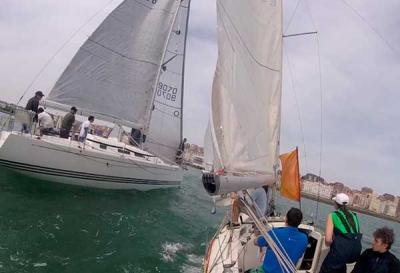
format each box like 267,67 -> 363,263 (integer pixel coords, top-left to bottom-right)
157,82 -> 178,102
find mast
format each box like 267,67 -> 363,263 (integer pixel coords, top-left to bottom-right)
179,0 -> 191,143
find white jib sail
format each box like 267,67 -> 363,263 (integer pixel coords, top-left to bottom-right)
47,0 -> 181,129
145,0 -> 191,163
209,0 -> 282,175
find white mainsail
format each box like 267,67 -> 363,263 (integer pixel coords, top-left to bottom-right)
47,0 -> 181,130
145,0 -> 190,162
202,2 -> 335,273
208,0 -> 282,175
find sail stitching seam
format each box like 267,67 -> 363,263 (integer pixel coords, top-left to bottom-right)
87,38 -> 159,66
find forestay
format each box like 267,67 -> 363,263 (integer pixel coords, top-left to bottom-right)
145,0 -> 190,163
209,0 -> 282,174
47,0 -> 181,129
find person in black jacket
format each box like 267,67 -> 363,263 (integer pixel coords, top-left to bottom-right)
352,226 -> 400,273
22,91 -> 44,133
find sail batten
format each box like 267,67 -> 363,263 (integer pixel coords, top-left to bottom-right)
48,0 -> 182,128
207,0 -> 283,175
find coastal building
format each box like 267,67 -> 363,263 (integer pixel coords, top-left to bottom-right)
183,143 -> 205,169
331,182 -> 345,195
352,190 -> 370,209
369,193 -> 382,212
319,182 -> 334,199
301,173 -> 324,183
378,195 -> 398,217
380,201 -> 397,217
301,179 -> 319,196
396,197 -> 400,218
382,193 -> 395,202
361,187 -> 373,194
301,179 -> 333,199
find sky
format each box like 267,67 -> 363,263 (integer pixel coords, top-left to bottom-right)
0,0 -> 399,195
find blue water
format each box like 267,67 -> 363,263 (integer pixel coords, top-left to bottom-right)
0,167 -> 398,272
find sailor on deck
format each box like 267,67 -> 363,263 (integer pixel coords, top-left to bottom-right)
60,106 -> 77,139
78,116 -> 94,148
320,193 -> 362,273
22,91 -> 44,133
250,208 -> 308,273
37,107 -> 55,135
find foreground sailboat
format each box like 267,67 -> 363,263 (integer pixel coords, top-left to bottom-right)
0,0 -> 190,190
201,1 -> 353,272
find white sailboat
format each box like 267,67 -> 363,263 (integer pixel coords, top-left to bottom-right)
0,0 -> 191,191
201,1 -> 354,272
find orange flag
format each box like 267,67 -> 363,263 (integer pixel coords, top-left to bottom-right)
279,148 -> 301,201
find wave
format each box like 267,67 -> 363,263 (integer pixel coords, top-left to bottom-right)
160,242 -> 191,262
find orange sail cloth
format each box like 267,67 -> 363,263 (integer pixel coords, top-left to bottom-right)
279,148 -> 301,201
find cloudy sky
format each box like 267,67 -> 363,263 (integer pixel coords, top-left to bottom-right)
0,0 -> 399,195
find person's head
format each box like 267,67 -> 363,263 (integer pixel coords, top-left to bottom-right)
332,193 -> 349,209
70,106 -> 77,114
88,116 -> 95,123
35,91 -> 45,100
183,138 -> 187,143
38,107 -> 44,113
372,227 -> 395,253
286,207 -> 303,227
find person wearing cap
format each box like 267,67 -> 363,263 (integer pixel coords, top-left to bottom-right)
60,106 -> 77,139
352,226 -> 400,273
22,91 -> 45,133
25,91 -> 45,114
320,193 -> 362,273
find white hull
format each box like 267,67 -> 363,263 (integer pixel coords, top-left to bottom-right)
0,132 -> 182,190
204,216 -> 355,273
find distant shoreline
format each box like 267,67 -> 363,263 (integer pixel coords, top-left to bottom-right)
301,192 -> 400,223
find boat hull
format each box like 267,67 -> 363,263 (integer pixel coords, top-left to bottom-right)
0,132 -> 182,190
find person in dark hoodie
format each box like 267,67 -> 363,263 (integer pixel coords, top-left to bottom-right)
22,91 -> 44,133
352,226 -> 400,273
60,106 -> 77,139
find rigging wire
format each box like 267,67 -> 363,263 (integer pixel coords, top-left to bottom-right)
16,0 -> 118,106
283,0 -> 302,35
304,0 -> 324,224
283,47 -> 309,173
340,0 -> 399,57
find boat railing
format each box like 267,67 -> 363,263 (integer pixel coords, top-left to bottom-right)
0,100 -> 35,134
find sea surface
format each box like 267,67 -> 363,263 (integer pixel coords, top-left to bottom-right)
0,167 -> 399,272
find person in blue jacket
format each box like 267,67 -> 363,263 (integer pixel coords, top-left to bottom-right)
251,207 -> 308,273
